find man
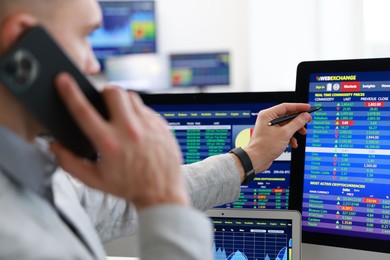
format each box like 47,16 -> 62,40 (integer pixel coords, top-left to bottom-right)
0,0 -> 312,259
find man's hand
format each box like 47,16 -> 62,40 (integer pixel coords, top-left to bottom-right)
50,73 -> 190,211
242,103 -> 312,174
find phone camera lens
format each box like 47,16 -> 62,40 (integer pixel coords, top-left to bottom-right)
20,57 -> 32,71
4,50 -> 39,91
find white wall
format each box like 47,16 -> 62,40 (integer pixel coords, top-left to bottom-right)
248,0 -> 369,92
248,0 -> 318,92
316,0 -> 365,60
157,0 -> 249,92
363,0 -> 390,57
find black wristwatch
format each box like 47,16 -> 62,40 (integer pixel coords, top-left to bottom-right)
229,147 -> 256,185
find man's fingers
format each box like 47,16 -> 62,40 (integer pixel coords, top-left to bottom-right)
126,91 -> 169,130
289,137 -> 298,148
127,91 -> 147,115
55,73 -> 109,149
297,126 -> 307,135
102,87 -> 134,122
283,112 -> 311,135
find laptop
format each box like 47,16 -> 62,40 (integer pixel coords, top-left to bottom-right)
207,209 -> 302,260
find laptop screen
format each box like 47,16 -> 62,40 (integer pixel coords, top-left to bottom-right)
207,209 -> 301,260
141,92 -> 294,210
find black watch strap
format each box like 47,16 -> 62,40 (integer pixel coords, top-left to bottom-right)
229,147 -> 255,185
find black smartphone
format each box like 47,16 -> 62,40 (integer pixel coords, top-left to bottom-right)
0,26 -> 108,160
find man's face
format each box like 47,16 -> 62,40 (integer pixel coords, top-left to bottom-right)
45,0 -> 102,76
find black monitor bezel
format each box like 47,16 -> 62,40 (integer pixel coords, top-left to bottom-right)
169,51 -> 231,88
290,57 -> 390,253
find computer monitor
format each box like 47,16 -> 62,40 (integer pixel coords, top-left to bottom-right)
291,58 -> 390,253
170,52 -> 230,89
89,0 -> 157,68
141,92 -> 294,210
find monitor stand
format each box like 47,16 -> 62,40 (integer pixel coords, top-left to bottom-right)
197,85 -> 207,93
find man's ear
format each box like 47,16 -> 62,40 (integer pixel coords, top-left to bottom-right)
0,13 -> 38,55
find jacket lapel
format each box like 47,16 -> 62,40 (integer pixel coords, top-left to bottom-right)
52,171 -> 107,260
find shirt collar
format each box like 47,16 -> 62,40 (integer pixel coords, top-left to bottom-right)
0,125 -> 58,195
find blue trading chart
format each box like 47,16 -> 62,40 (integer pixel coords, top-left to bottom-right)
212,217 -> 293,260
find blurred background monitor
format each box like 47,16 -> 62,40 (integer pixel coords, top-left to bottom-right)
105,54 -> 168,92
170,52 -> 230,89
89,0 -> 157,69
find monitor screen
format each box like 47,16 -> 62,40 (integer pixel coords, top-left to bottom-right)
291,58 -> 390,253
170,52 -> 230,88
141,92 -> 294,210
89,0 -> 157,66
208,209 -> 301,260
211,216 -> 294,260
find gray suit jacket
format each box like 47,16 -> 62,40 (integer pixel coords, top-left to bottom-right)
0,153 -> 241,259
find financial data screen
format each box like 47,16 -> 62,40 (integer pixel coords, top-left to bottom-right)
212,217 -> 293,260
170,53 -> 230,87
90,1 -> 156,61
303,71 -> 390,240
150,102 -> 291,209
